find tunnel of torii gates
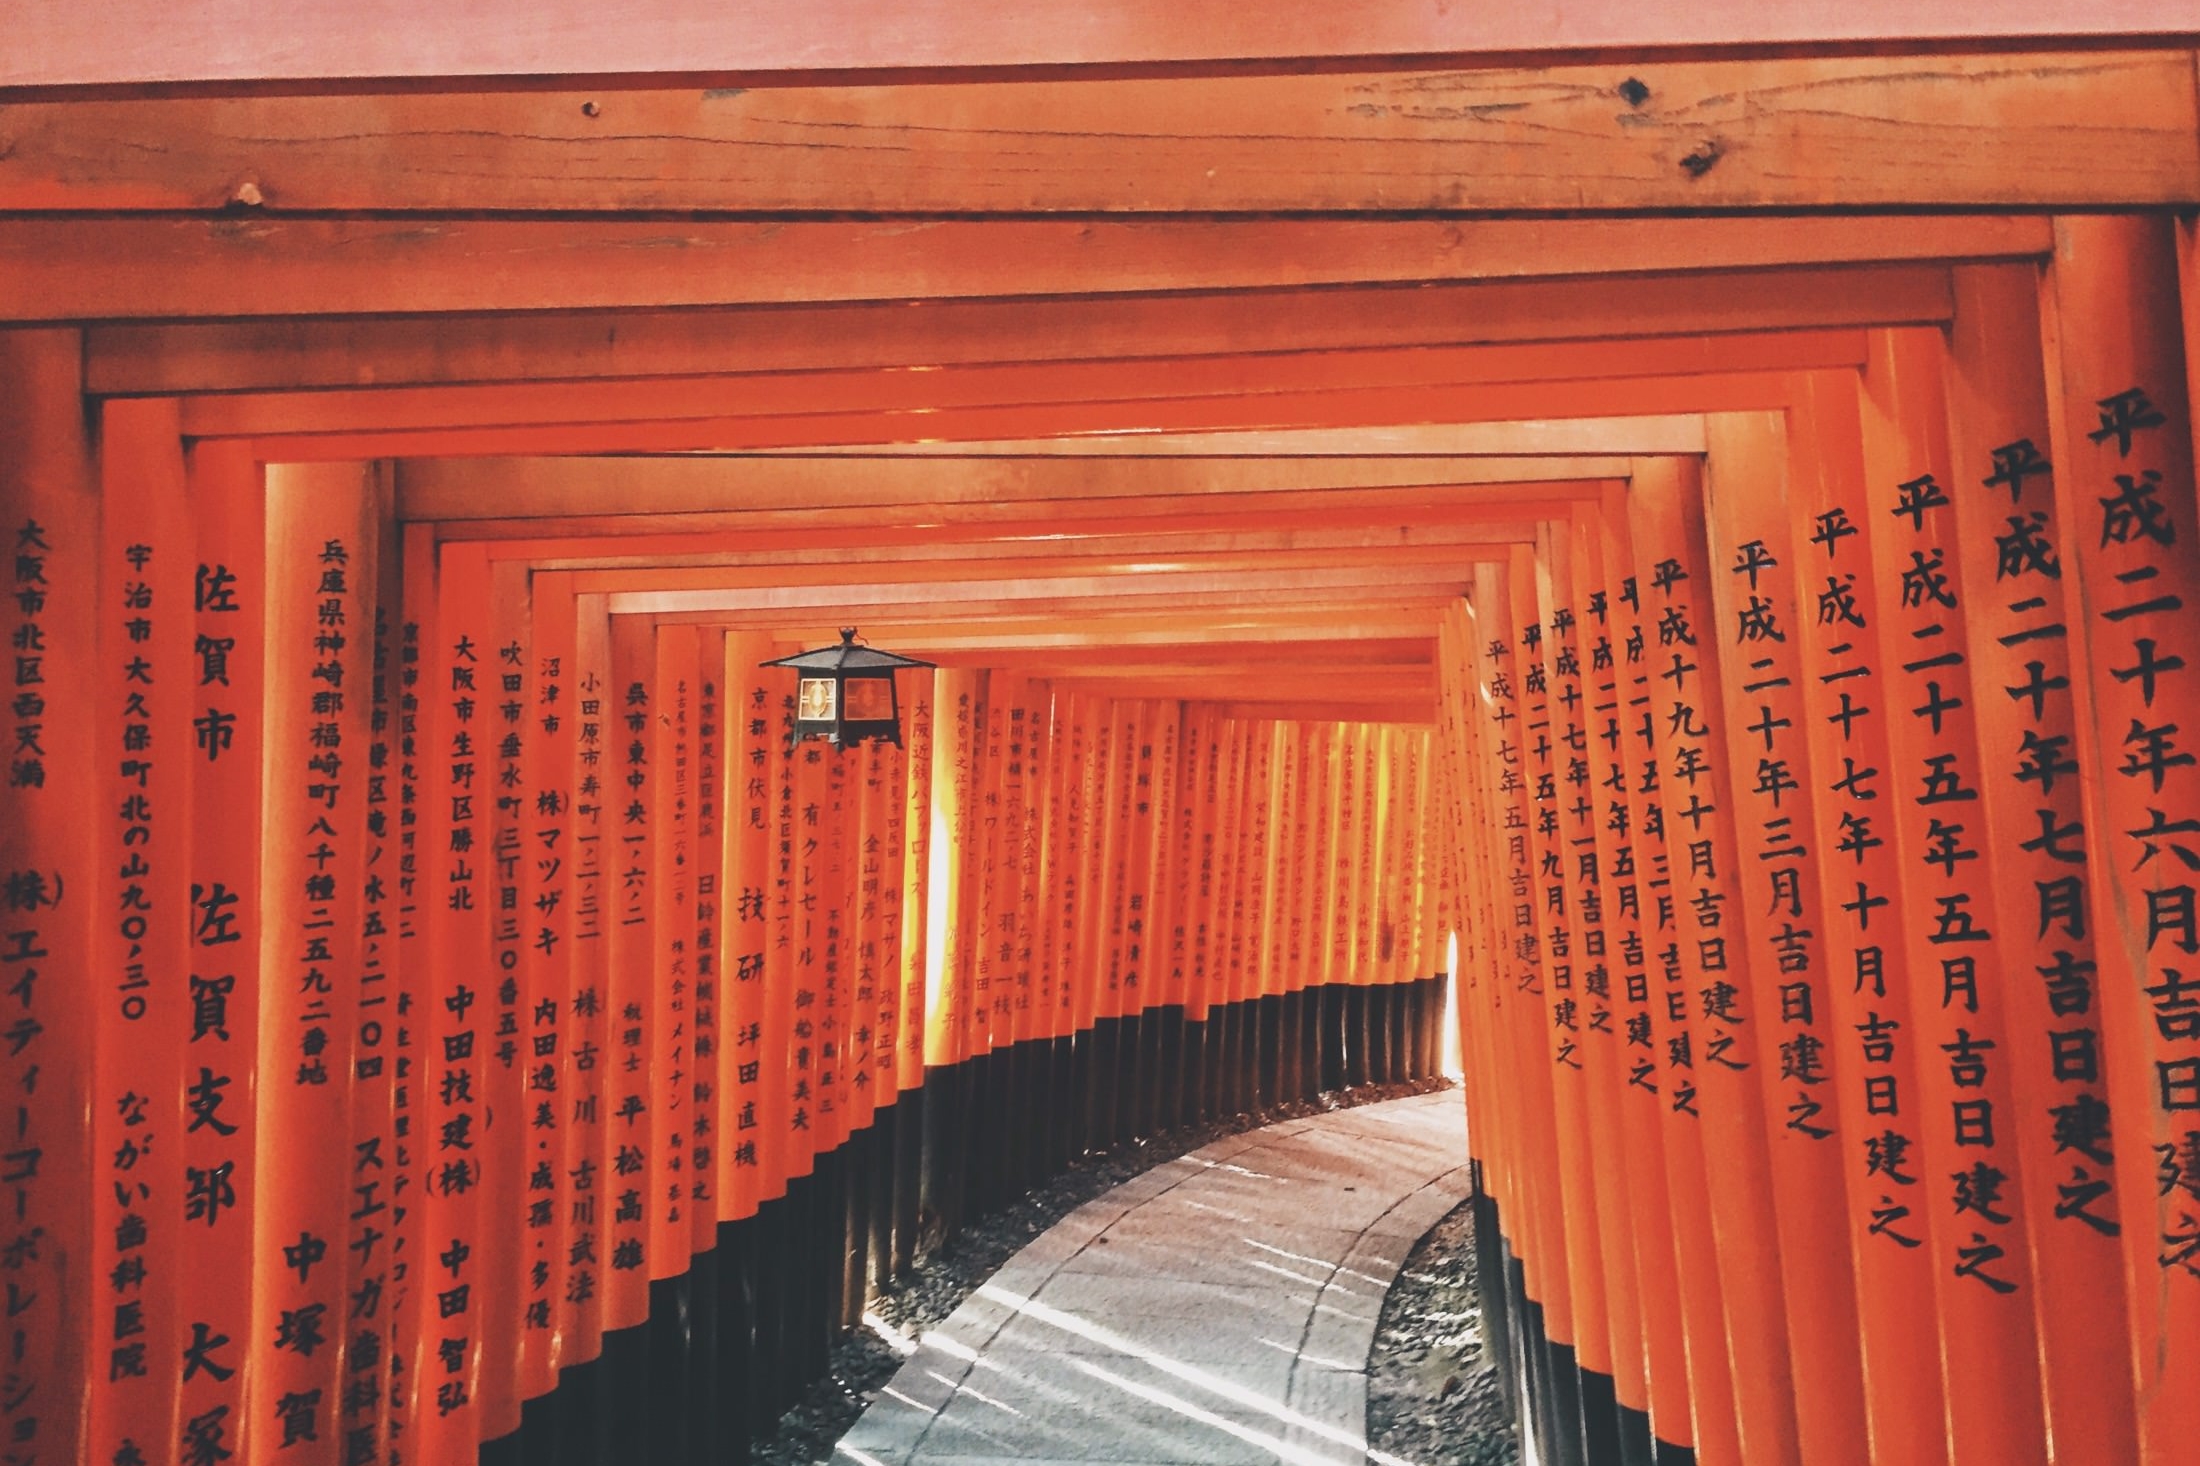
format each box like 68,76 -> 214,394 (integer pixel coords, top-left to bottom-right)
11,18 -> 2200,1466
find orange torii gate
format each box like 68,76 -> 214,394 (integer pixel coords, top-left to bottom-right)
7,27 -> 2200,1466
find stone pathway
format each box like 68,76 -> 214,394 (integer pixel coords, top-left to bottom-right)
833,1091 -> 1472,1466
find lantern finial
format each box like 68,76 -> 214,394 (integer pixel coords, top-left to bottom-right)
760,628 -> 933,749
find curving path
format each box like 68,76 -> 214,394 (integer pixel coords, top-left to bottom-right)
833,1090 -> 1473,1466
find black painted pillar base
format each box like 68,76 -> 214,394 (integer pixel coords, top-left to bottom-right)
1232,997 -> 1256,1114
1009,1038 -> 1041,1194
868,1098 -> 898,1298
1343,985 -> 1370,1088
1215,999 -> 1241,1116
1616,1402 -> 1656,1466
1300,987 -> 1317,1097
1067,1025 -> 1094,1159
1255,993 -> 1282,1109
891,1084 -> 924,1277
1118,1008 -> 1146,1141
1141,1006 -> 1168,1132
1576,1359 -> 1623,1466
1547,1341 -> 1590,1466
1181,1015 -> 1209,1127
963,1048 -> 1000,1217
718,1214 -> 755,1464
842,1129 -> 871,1330
1387,979 -> 1410,1082
1202,1005 -> 1228,1120
809,1153 -> 842,1370
1048,1033 -> 1076,1177
1155,1005 -> 1187,1133
554,1348 -> 613,1466
1086,1015 -> 1121,1155
1425,973 -> 1447,1077
919,1060 -> 968,1244
1472,1190 -> 1703,1466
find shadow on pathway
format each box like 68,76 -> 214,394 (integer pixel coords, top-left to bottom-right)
834,1090 -> 1471,1466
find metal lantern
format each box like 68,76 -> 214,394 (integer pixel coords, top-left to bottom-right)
760,628 -> 934,749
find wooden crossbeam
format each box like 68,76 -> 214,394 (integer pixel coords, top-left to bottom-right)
1198,700 -> 1432,726
181,329 -> 1863,439
618,581 -> 1468,621
724,418 -> 1711,457
692,611 -> 1444,648
603,559 -> 1490,613
1033,668 -> 1434,696
86,264 -> 1957,393
2,53 -> 2190,210
236,372 -> 1778,458
12,217 -> 2029,324
564,536 -> 1534,593
504,514 -> 1551,572
10,1 -> 2175,86
405,456 -> 1626,525
962,638 -> 1436,669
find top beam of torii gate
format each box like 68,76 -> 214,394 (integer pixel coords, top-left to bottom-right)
6,0 -> 2194,86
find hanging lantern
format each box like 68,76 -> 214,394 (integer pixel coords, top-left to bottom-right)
761,628 -> 934,749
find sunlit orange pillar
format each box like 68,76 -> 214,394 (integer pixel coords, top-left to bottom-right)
1626,458 -> 1801,1466
1853,333 -> 2055,1463
1701,412 -> 1870,1464
925,667 -> 980,1083
895,669 -> 933,1110
1770,364 -> 1954,1466
1466,560 -> 1571,1394
2037,212 -> 2200,1466
1510,537 -> 1615,1425
1568,499 -> 1692,1456
1543,517 -> 1654,1443
1598,473 -> 1741,1466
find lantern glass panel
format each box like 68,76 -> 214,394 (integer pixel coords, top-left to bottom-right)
797,676 -> 838,721
843,677 -> 894,721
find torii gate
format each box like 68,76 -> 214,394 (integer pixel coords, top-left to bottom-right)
4,9 -> 2199,1466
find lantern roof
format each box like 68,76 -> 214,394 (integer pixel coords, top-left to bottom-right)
761,628 -> 935,674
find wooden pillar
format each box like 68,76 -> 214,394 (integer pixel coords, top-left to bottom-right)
1768,362 -> 1956,1466
91,399 -> 198,1466
1627,458 -> 1801,1466
1852,331 -> 2053,1464
251,460 -> 389,1461
2037,213 -> 2200,1466
1571,497 -> 1693,1459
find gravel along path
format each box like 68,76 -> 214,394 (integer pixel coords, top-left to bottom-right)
1364,1197 -> 1518,1466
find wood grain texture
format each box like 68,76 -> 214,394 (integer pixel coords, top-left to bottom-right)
564,536 -> 1536,592
175,329 -> 1863,437
12,216 -> 2025,324
725,418 -> 1710,456
490,514 -> 1556,571
1,52 -> 2190,211
219,372 -> 1781,458
415,468 -> 1619,537
12,0 -> 2186,87
83,263 -> 1959,388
